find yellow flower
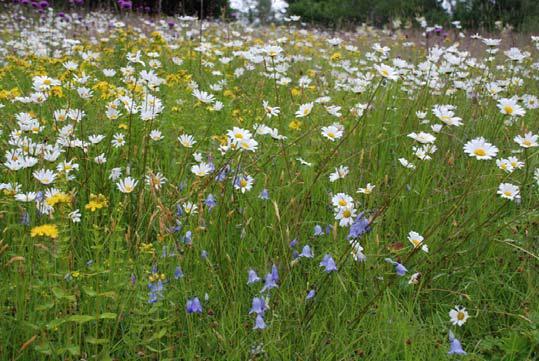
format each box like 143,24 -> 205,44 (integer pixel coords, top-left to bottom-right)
45,192 -> 71,207
31,224 -> 59,239
289,120 -> 302,130
50,86 -> 64,97
84,194 -> 108,212
223,89 -> 235,98
139,242 -> 155,255
291,88 -> 301,97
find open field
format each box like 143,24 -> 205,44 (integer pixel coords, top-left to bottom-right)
0,6 -> 538,360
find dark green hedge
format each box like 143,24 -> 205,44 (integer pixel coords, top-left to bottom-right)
287,0 -> 539,31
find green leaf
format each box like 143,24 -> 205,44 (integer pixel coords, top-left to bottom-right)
35,301 -> 55,311
86,336 -> 109,345
148,328 -> 168,342
82,286 -> 97,297
67,315 -> 95,324
46,318 -> 67,330
51,287 -> 76,302
98,291 -> 118,300
34,343 -> 52,355
99,312 -> 117,320
56,345 -> 80,356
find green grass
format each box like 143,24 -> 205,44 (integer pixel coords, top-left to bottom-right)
0,8 -> 538,361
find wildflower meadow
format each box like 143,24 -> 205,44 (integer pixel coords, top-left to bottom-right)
0,2 -> 538,360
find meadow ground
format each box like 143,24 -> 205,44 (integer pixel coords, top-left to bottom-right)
0,6 -> 538,361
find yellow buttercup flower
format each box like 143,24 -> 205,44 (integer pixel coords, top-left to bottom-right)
85,194 -> 108,212
289,120 -> 302,130
31,224 -> 59,239
45,192 -> 71,207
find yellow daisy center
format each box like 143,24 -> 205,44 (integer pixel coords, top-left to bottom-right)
474,148 -> 486,157
503,105 -> 513,114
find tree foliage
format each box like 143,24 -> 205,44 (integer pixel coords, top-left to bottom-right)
287,0 -> 539,31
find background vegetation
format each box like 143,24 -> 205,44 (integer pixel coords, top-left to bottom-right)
45,0 -> 539,31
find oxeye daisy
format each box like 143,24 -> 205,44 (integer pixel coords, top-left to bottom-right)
262,100 -> 280,117
329,165 -> 349,182
514,132 -> 538,148
398,158 -> 416,169
407,231 -> 428,253
331,193 -> 354,209
149,129 -> 164,141
295,102 -> 314,118
407,132 -> 436,144
497,97 -> 525,117
145,172 -> 167,190
335,206 -> 357,227
357,183 -> 375,195
192,89 -> 215,104
116,177 -> 138,193
449,306 -> 469,327
321,125 -> 343,141
234,174 -> 254,193
178,134 -> 197,148
33,169 -> 57,185
191,162 -> 213,177
497,183 -> 520,201
374,63 -> 399,80
432,104 -> 462,126
463,137 -> 498,160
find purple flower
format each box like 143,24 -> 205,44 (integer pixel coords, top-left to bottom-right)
384,258 -> 408,276
253,314 -> 266,330
176,204 -> 184,217
249,297 -> 267,315
314,224 -> 324,236
182,230 -> 192,245
201,250 -> 208,260
448,331 -> 466,355
299,245 -> 314,258
258,188 -> 269,200
395,263 -> 407,276
148,280 -> 164,303
215,165 -> 230,182
186,297 -> 203,314
204,194 -> 217,210
289,238 -> 298,248
174,266 -> 184,279
348,212 -> 370,239
20,210 -> 30,225
319,254 -> 337,273
247,269 -> 261,284
119,0 -> 132,10
271,264 -> 279,282
306,289 -> 316,300
260,273 -> 278,293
